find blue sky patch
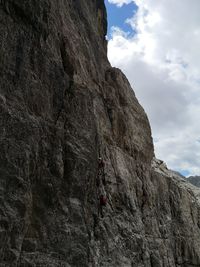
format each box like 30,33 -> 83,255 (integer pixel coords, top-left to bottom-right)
105,0 -> 138,39
179,169 -> 190,177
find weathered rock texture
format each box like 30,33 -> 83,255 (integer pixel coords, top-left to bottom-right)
1,0 -> 200,266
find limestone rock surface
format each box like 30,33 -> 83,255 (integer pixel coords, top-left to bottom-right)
1,1 -> 200,266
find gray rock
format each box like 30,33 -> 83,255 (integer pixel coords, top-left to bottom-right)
1,0 -> 200,266
187,176 -> 200,188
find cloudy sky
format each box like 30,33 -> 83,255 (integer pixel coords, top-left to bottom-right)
105,0 -> 200,176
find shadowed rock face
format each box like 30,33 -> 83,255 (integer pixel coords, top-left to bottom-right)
187,176 -> 200,188
1,1 -> 200,266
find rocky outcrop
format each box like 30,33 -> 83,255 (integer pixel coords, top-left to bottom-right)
187,176 -> 200,188
1,0 -> 200,266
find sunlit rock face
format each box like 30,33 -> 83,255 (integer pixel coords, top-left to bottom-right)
1,1 -> 200,266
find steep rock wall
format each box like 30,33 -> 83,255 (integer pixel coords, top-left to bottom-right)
0,1 -> 200,266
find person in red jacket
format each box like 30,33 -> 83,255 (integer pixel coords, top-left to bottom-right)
99,194 -> 107,218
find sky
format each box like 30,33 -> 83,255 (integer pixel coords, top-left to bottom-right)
105,0 -> 200,177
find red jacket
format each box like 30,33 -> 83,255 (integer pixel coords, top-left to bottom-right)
100,195 -> 107,206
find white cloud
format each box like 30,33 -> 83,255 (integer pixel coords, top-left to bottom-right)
108,0 -> 200,176
108,0 -> 133,7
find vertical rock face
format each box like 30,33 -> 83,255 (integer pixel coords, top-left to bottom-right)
0,1 -> 200,266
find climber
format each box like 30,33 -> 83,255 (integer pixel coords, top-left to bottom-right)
100,194 -> 107,206
98,157 -> 106,185
99,194 -> 107,218
98,157 -> 105,169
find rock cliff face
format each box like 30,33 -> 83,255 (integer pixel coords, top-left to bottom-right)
1,1 -> 200,266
